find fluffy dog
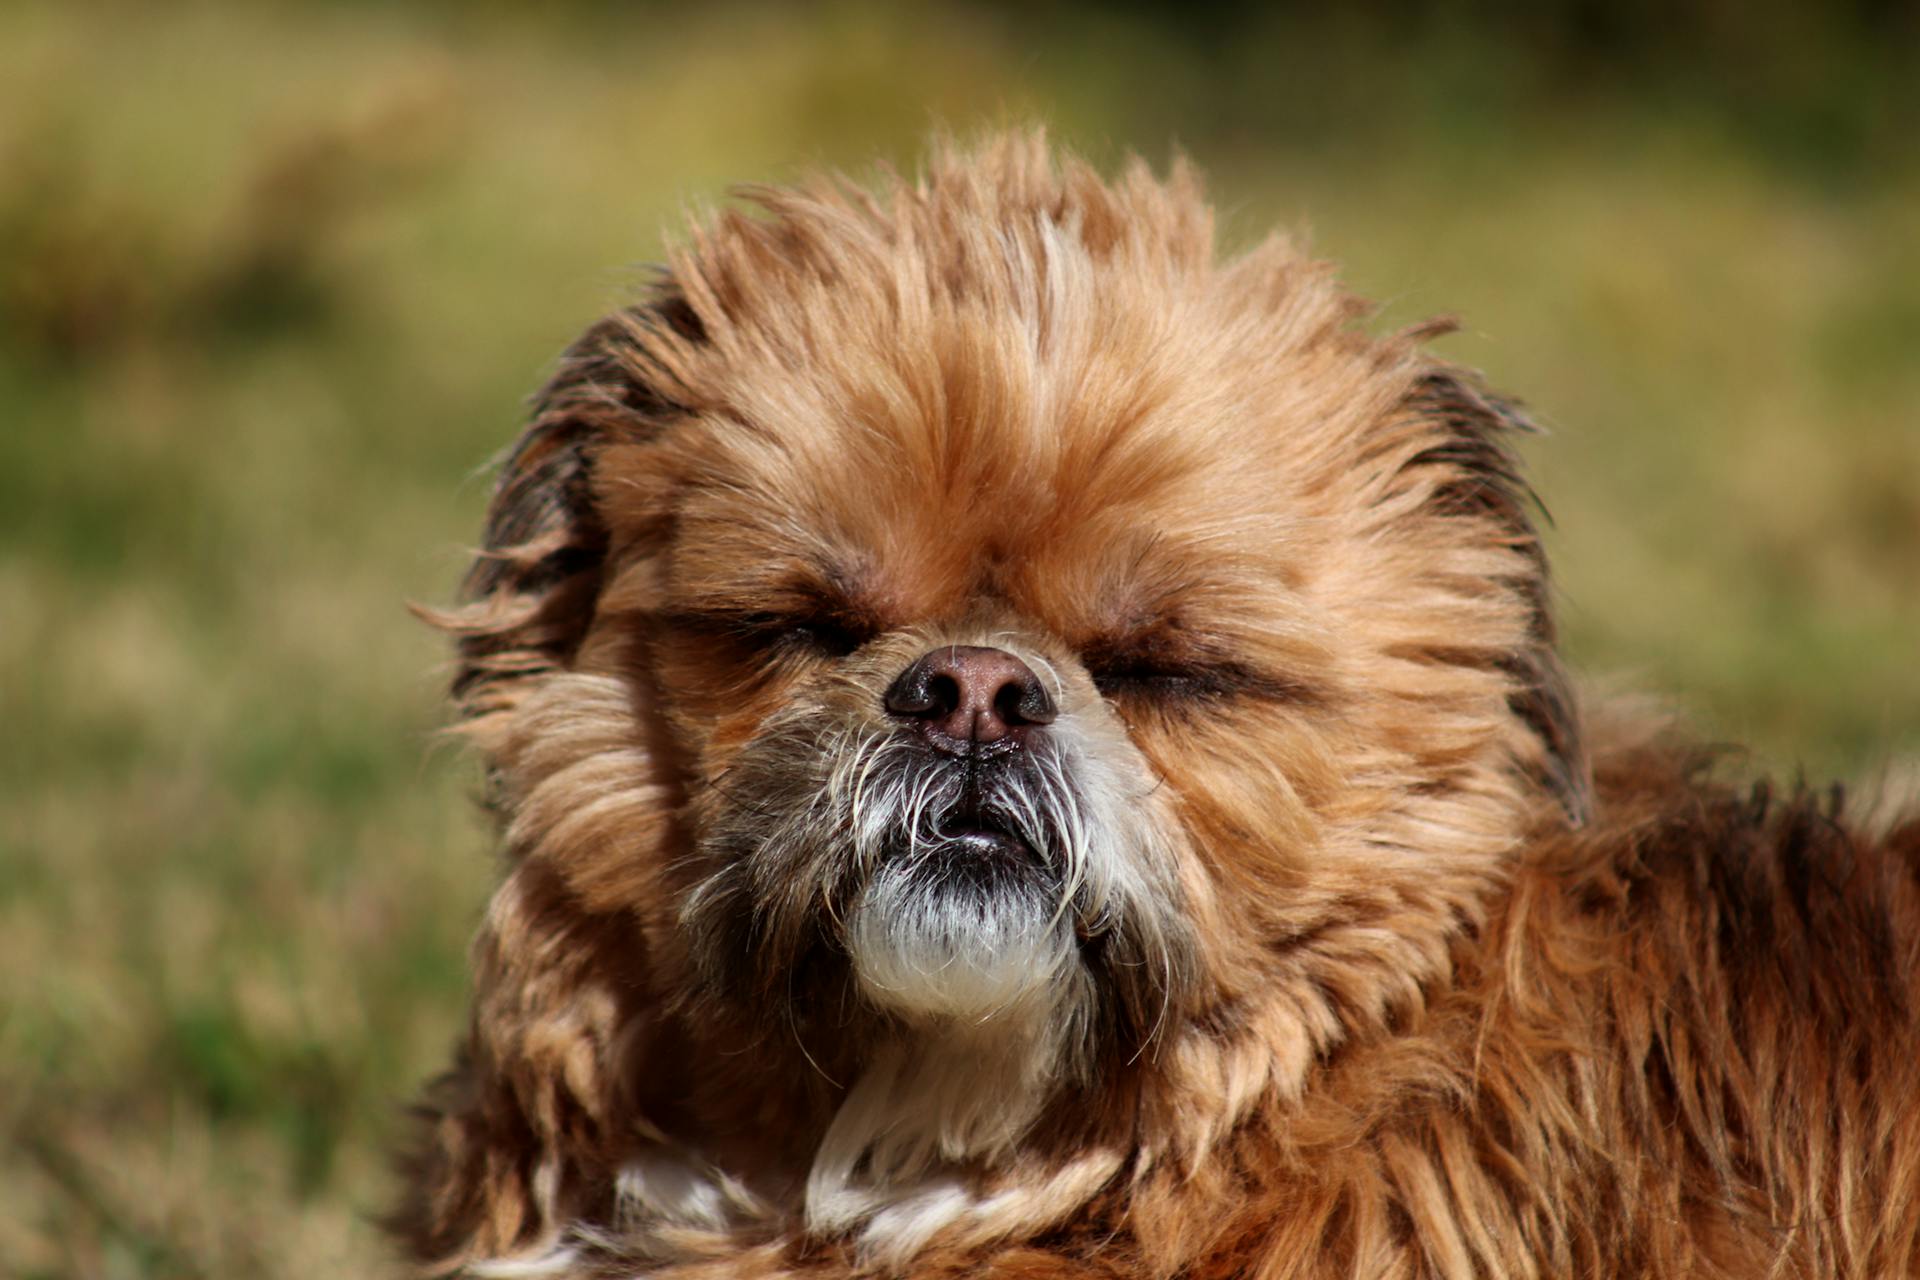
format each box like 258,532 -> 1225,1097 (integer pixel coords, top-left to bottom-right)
396,133 -> 1920,1278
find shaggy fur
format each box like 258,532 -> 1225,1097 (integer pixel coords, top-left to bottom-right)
394,133 -> 1920,1279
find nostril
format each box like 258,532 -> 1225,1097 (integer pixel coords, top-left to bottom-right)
883,657 -> 936,717
926,673 -> 961,719
993,682 -> 1020,726
885,661 -> 966,720
1005,675 -> 1057,726
994,679 -> 1047,727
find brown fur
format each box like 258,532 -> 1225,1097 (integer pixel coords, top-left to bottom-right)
394,133 -> 1920,1278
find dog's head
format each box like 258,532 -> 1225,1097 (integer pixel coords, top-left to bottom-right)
439,134 -> 1586,1210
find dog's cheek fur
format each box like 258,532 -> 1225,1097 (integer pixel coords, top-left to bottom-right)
1090,368 -> 1584,1152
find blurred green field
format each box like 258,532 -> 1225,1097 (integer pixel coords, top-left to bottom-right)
2,3 -> 1916,1275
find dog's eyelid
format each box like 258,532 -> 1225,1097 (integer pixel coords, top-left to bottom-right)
658,600 -> 875,658
1090,660 -> 1220,692
1090,663 -> 1313,708
1083,629 -> 1313,706
1081,620 -> 1208,674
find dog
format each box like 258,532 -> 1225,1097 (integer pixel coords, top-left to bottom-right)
394,133 -> 1920,1278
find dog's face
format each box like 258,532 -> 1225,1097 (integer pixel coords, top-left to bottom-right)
447,138 -> 1587,1183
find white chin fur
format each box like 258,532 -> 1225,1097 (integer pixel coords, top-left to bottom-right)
846,859 -> 1077,1022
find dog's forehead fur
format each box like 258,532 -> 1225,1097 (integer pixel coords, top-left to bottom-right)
629,147 -> 1397,556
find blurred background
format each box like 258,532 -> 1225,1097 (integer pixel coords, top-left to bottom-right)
3,1 -> 1916,1274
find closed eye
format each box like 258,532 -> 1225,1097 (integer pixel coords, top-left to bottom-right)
1084,636 -> 1314,706
665,606 -> 872,660
769,615 -> 867,658
1088,659 -> 1250,701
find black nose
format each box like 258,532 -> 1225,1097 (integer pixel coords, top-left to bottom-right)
884,645 -> 1057,752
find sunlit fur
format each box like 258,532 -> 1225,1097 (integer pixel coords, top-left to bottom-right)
394,133 -> 1920,1278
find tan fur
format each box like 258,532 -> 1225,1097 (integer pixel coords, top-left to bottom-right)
394,132 -> 1920,1278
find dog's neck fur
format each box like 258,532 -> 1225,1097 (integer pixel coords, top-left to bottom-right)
802,1020 -> 1083,1257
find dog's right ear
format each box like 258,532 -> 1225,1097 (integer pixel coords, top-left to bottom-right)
430,293 -> 705,733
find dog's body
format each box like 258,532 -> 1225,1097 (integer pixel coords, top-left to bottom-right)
396,135 -> 1920,1278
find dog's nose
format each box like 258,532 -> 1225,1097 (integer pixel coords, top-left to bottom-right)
884,645 -> 1057,751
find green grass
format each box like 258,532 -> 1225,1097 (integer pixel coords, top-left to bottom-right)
3,4 -> 1915,1275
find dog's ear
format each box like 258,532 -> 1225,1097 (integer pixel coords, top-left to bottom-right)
1405,362 -> 1593,826
396,300 -> 707,1269
433,294 -> 705,731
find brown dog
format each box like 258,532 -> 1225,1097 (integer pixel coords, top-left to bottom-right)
395,133 -> 1920,1278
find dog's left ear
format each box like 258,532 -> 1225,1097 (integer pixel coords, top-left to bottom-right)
397,298 -> 707,1270
1406,363 -> 1593,826
432,294 -> 704,735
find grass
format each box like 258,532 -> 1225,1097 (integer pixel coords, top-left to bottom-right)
3,4 -> 1915,1275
